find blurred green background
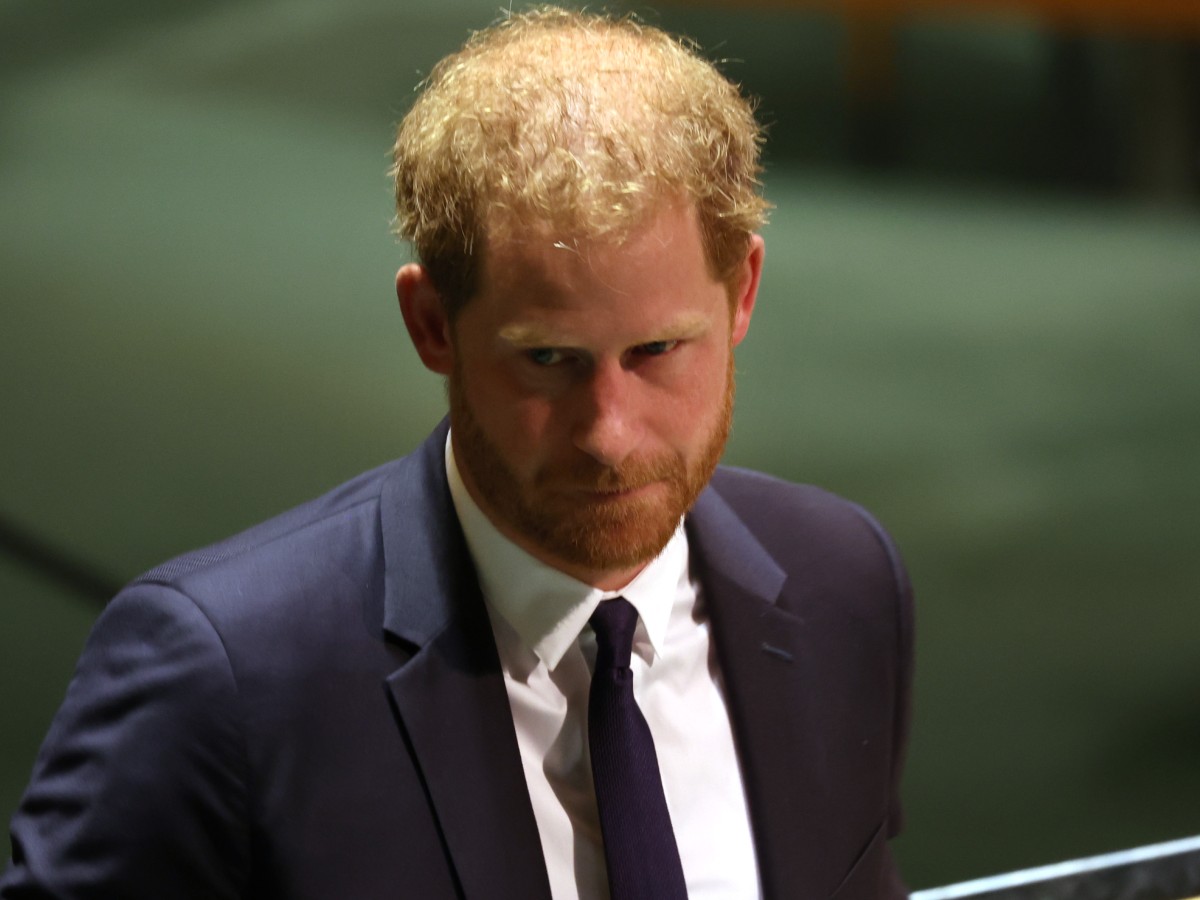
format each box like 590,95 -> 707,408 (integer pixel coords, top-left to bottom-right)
2,0 -> 1198,888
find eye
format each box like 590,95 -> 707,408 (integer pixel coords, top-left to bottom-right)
526,347 -> 567,366
634,340 -> 679,357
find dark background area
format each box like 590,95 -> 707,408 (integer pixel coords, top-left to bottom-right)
2,0 -> 1198,888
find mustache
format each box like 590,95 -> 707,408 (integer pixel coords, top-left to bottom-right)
539,456 -> 684,493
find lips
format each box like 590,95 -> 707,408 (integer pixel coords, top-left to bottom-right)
574,481 -> 661,503
547,462 -> 677,496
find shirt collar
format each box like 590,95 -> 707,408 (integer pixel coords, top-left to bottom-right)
445,432 -> 687,671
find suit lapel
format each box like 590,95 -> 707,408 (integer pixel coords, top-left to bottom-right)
378,423 -> 552,900
688,485 -> 845,900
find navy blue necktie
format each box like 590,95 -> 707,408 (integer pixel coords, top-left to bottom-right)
588,597 -> 688,900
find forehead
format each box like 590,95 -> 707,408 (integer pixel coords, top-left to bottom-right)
478,201 -> 710,297
461,202 -> 727,340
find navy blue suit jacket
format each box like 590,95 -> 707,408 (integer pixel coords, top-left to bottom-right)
3,421 -> 913,899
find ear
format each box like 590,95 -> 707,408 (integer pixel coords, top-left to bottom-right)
397,263 -> 454,375
729,234 -> 764,347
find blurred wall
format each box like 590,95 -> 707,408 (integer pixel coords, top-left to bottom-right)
2,0 -> 1199,888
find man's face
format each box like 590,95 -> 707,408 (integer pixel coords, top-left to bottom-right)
446,203 -> 761,589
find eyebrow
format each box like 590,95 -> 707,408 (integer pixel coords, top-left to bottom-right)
498,313 -> 713,348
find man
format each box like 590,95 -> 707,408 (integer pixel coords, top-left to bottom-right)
3,7 -> 912,899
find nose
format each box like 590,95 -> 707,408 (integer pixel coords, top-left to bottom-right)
571,360 -> 641,468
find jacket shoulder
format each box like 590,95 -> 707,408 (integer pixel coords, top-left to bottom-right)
133,457 -> 403,591
707,465 -> 906,579
701,465 -> 913,665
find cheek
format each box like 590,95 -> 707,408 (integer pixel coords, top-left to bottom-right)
658,350 -> 730,435
475,380 -> 557,461
508,399 -> 557,455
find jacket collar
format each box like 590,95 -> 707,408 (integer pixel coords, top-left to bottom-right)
379,418 -> 468,647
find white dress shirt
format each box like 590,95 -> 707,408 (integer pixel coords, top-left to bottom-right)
446,436 -> 761,900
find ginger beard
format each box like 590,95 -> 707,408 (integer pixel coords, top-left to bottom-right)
449,355 -> 735,574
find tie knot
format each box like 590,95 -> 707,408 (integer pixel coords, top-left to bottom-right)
590,596 -> 638,671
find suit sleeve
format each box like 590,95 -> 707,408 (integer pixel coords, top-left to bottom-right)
857,502 -> 916,898
2,584 -> 252,898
